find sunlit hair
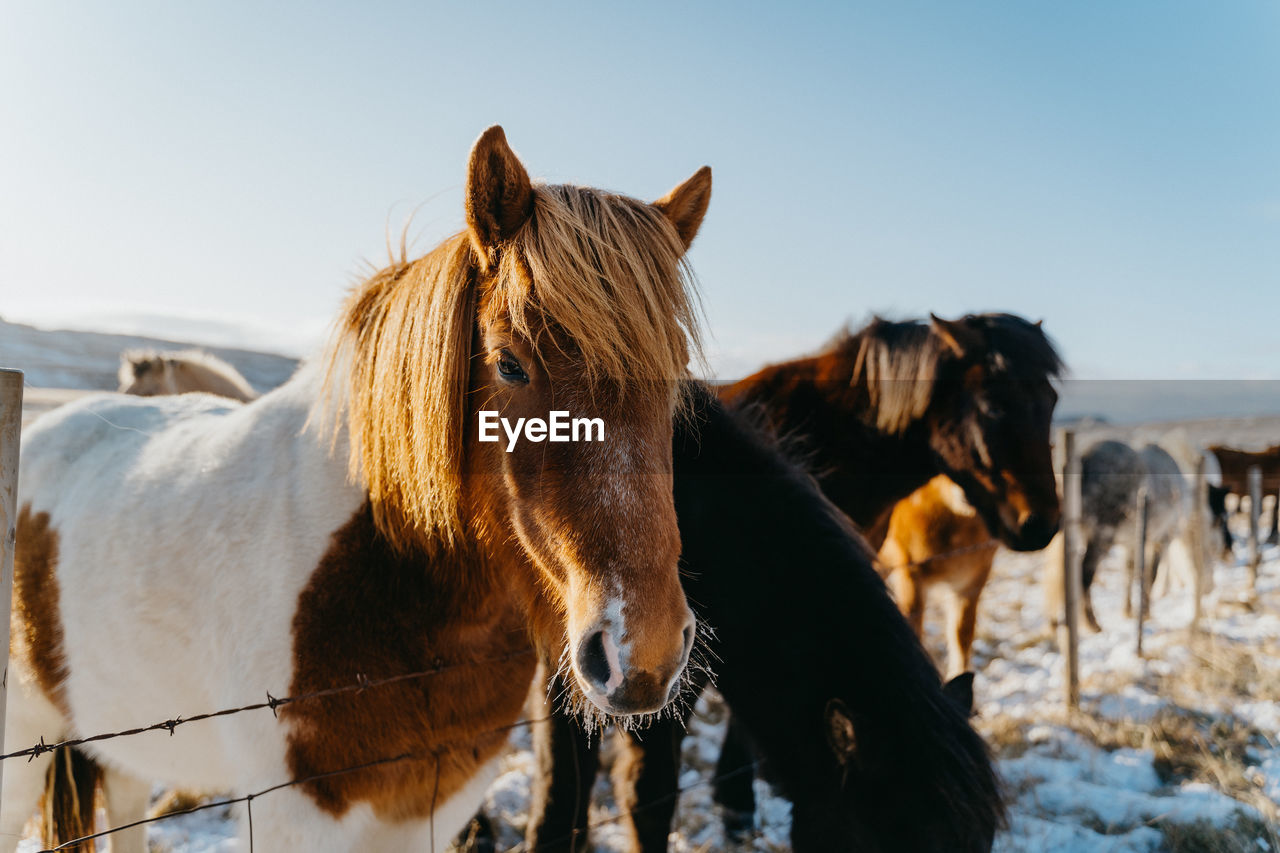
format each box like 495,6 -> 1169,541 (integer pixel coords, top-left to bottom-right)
319,182 -> 703,552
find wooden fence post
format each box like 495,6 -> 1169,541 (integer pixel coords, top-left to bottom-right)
1189,454 -> 1207,635
1249,465 -> 1262,589
0,369 -> 24,805
1058,428 -> 1081,711
1135,487 -> 1150,657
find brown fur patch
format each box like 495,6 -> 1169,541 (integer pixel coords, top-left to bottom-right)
284,504 -> 538,820
13,505 -> 70,715
878,477 -> 999,675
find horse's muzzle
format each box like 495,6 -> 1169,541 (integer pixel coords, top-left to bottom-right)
1007,511 -> 1059,551
574,617 -> 695,716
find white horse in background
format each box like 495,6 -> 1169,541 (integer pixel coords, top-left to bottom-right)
118,349 -> 259,402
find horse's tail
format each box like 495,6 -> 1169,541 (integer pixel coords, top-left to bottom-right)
42,746 -> 100,851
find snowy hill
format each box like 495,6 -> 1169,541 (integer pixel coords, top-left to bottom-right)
0,317 -> 300,394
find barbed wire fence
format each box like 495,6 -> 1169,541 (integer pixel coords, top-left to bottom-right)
1,529 -> 1003,852
8,644 -> 773,853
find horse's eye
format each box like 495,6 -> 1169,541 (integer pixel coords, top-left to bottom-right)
496,350 -> 528,383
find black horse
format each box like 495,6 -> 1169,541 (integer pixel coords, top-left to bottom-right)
524,385 -> 1004,852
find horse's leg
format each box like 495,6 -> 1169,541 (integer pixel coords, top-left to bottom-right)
1121,546 -> 1136,618
1080,538 -> 1104,632
886,567 -> 924,637
235,787 -> 367,852
102,765 -> 152,853
526,673 -> 600,853
614,712 -> 690,853
945,555 -> 992,679
1143,542 -> 1165,619
0,690 -> 63,851
712,712 -> 757,841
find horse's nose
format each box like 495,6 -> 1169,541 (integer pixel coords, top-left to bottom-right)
1017,512 -> 1059,550
577,627 -> 625,696
574,613 -> 695,716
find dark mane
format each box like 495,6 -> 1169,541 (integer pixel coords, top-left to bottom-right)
829,313 -> 1064,435
527,383 -> 1006,851
970,312 -> 1066,381
676,384 -> 1004,850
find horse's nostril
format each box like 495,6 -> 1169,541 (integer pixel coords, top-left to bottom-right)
577,630 -> 612,690
682,623 -> 696,657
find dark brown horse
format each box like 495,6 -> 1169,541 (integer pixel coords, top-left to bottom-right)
721,313 -> 1063,550
527,385 -> 1004,852
528,314 -> 1059,850
1210,444 -> 1280,545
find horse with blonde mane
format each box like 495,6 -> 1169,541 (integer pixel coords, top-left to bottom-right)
7,126 -> 712,852
118,349 -> 260,402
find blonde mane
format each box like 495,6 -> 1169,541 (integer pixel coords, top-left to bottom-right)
847,320 -> 943,435
322,183 -> 703,551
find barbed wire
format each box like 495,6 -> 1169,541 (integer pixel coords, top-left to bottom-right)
2,648 -> 536,764
40,720 -> 762,853
0,532 -> 1005,768
40,714 -> 549,853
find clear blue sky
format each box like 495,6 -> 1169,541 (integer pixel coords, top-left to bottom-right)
3,1 -> 1277,379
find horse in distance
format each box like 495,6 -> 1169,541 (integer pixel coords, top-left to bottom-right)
118,349 -> 260,402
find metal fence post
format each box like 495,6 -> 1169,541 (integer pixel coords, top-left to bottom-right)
0,369 -> 25,805
1058,428 -> 1081,711
1134,487 -> 1150,657
1249,465 -> 1262,589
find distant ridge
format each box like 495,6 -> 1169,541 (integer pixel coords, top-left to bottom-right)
0,317 -> 299,393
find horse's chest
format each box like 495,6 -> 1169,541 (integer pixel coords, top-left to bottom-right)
282,505 -> 535,820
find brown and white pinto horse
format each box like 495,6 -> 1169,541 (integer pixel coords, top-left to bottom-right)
6,126 -> 711,852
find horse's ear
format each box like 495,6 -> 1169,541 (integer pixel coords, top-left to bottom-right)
942,672 -> 976,717
824,698 -> 858,764
930,314 -> 985,360
465,126 -> 534,265
652,166 -> 712,252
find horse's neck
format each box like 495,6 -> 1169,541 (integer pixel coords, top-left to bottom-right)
725,356 -> 940,537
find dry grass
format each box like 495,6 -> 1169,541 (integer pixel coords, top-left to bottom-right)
1156,811 -> 1280,853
